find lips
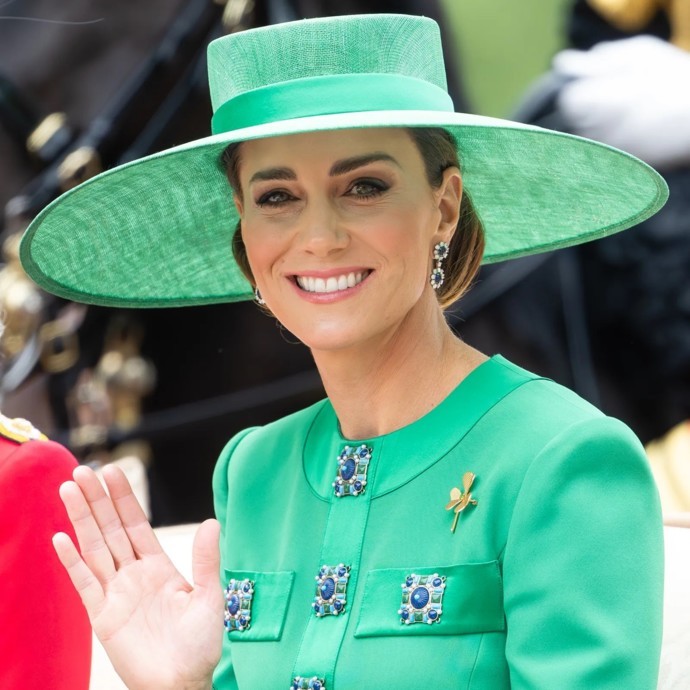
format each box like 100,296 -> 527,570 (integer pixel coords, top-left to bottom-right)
295,270 -> 371,294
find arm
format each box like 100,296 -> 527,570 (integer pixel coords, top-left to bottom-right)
0,440 -> 91,690
503,416 -> 663,689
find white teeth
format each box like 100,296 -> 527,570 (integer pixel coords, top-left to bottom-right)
296,270 -> 369,293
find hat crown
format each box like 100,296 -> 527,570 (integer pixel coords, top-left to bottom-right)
207,14 -> 447,112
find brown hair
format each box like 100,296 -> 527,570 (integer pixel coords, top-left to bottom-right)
221,127 -> 485,309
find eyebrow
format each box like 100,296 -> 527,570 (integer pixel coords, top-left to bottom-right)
248,152 -> 400,185
329,152 -> 401,176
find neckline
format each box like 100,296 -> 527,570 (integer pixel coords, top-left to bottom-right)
302,355 -> 537,500
335,354 -> 497,445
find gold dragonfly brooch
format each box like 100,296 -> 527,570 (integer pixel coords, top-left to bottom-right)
445,472 -> 478,533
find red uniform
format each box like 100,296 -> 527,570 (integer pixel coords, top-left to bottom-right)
0,415 -> 91,689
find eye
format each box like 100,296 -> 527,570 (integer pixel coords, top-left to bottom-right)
347,179 -> 389,199
256,190 -> 295,207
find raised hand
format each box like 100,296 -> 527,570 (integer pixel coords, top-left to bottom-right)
53,464 -> 224,690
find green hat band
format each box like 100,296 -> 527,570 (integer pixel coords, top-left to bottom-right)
211,74 -> 455,135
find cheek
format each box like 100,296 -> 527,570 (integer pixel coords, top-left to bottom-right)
371,206 -> 434,268
242,224 -> 286,278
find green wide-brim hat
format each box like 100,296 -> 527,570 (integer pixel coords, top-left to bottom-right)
20,14 -> 668,308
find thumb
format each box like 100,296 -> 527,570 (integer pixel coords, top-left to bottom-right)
191,518 -> 222,601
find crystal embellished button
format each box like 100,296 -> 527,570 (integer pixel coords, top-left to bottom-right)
224,578 -> 254,632
333,444 -> 372,497
313,563 -> 351,616
398,573 -> 446,625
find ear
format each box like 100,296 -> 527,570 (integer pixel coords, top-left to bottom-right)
233,193 -> 244,218
434,167 -> 462,244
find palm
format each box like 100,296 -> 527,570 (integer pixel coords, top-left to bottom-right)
53,466 -> 223,690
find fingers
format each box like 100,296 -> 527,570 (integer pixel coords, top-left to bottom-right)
59,478 -> 117,583
101,464 -> 164,558
72,465 -> 137,568
191,519 -> 222,605
52,531 -> 105,618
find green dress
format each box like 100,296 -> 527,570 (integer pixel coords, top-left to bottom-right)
212,355 -> 663,689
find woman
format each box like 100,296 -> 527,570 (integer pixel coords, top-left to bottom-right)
20,14 -> 666,690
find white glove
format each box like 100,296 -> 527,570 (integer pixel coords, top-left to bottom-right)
553,36 -> 690,169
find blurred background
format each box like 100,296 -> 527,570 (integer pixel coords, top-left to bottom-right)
1,0 -> 688,524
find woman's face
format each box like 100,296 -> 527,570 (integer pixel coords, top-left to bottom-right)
234,128 -> 461,352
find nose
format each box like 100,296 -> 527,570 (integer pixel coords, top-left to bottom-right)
296,197 -> 349,257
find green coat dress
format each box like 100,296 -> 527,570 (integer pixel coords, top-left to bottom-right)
212,355 -> 663,690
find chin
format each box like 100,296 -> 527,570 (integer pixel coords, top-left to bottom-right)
286,320 -> 372,353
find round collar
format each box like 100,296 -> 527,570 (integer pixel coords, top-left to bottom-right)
302,355 -> 536,500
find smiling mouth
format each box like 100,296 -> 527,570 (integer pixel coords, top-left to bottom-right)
295,270 -> 371,294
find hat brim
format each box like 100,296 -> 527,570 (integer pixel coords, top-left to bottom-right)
20,110 -> 668,308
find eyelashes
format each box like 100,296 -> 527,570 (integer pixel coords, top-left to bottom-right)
255,178 -> 390,208
256,190 -> 294,207
347,179 -> 389,199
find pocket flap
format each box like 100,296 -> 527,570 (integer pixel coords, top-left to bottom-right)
223,569 -> 295,641
354,561 -> 504,637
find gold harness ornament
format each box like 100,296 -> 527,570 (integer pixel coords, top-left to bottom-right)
0,413 -> 48,444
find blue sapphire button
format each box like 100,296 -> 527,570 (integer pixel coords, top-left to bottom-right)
428,609 -> 438,620
432,577 -> 443,587
320,577 -> 336,601
340,457 -> 356,481
411,586 -> 430,609
228,594 -> 240,616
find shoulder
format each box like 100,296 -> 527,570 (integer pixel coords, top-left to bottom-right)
220,397 -> 328,459
488,356 -> 635,446
481,357 -> 649,481
0,413 -> 77,482
212,398 -> 329,496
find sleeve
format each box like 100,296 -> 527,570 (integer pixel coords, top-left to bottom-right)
0,440 -> 92,690
211,427 -> 259,690
502,416 -> 664,690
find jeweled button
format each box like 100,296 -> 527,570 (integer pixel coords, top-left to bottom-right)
224,577 -> 254,633
411,586 -> 430,609
399,573 -> 446,625
313,564 -> 351,617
